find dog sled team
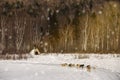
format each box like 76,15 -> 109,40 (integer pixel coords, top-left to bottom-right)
61,63 -> 96,72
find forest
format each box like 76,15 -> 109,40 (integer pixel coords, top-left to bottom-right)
0,0 -> 120,54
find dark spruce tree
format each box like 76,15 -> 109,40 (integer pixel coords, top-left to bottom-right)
48,9 -> 59,38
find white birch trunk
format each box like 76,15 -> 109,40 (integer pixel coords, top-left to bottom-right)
15,17 -> 26,51
83,14 -> 89,51
1,17 -> 5,51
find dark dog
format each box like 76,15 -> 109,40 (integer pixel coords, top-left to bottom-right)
80,64 -> 84,68
76,64 -> 84,68
68,64 -> 75,67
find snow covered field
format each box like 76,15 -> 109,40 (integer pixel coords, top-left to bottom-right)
0,54 -> 120,80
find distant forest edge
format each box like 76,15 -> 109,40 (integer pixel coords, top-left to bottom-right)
0,0 -> 120,54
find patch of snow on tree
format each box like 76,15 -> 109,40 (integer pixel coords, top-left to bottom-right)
82,10 -> 85,13
98,11 -> 102,15
107,35 -> 110,39
56,10 -> 59,13
9,36 -> 12,39
112,31 -> 115,35
113,4 -> 117,8
47,8 -> 50,12
5,28 -> 8,32
47,17 -> 50,21
75,47 -> 78,50
44,42 -> 48,46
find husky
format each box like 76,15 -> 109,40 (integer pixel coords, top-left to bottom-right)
61,63 -> 68,67
80,64 -> 84,68
86,65 -> 91,72
68,63 -> 75,67
76,64 -> 80,68
76,64 -> 84,68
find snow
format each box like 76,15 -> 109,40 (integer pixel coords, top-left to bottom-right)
98,11 -> 102,14
47,17 -> 50,21
113,4 -> 117,8
44,42 -> 48,46
56,10 -> 59,13
0,54 -> 120,80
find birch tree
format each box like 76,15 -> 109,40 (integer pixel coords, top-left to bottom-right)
83,13 -> 89,51
0,16 -> 6,51
15,17 -> 26,51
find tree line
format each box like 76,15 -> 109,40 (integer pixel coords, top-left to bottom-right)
0,0 -> 120,54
